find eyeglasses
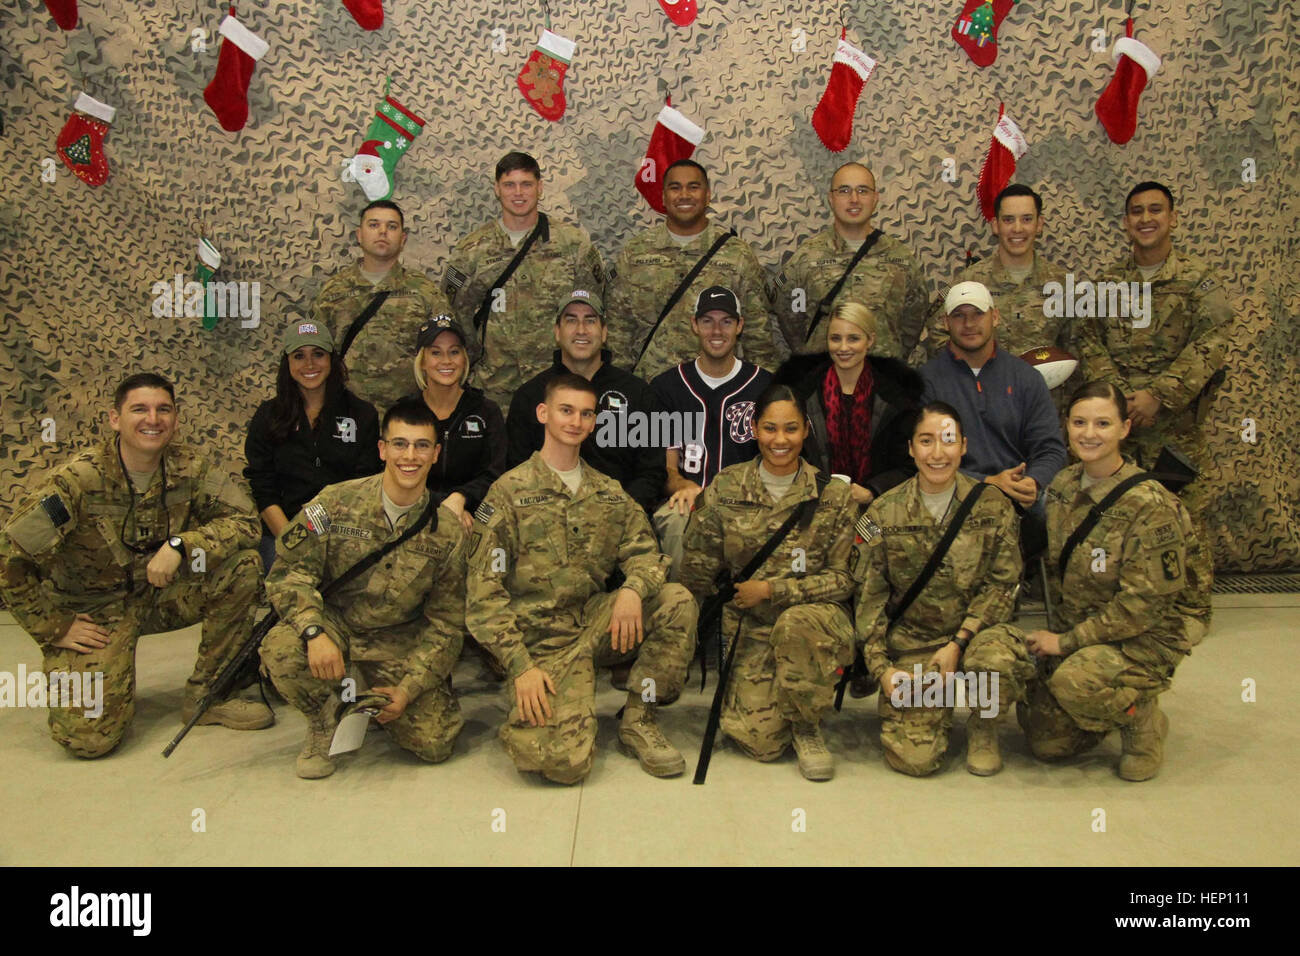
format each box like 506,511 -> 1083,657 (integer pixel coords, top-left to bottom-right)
383,438 -> 437,454
832,186 -> 876,198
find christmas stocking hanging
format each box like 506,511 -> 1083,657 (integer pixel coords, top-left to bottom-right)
518,29 -> 575,122
349,88 -> 426,201
343,0 -> 383,31
204,11 -> 269,132
1095,20 -> 1161,145
811,31 -> 877,153
636,100 -> 705,214
56,92 -> 115,186
43,0 -> 78,30
976,104 -> 1028,220
196,238 -> 222,330
952,0 -> 1017,68
657,0 -> 697,27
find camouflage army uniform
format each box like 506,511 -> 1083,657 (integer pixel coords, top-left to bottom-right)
1077,248 -> 1231,526
852,473 -> 1032,776
442,218 -> 605,409
606,222 -> 778,380
309,260 -> 448,412
1009,462 -> 1208,758
925,253 -> 1080,408
465,453 -> 697,783
260,475 -> 468,762
679,460 -> 856,761
0,438 -> 261,757
772,228 -> 928,363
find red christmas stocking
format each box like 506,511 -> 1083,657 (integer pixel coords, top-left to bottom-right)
518,29 -> 575,122
43,0 -> 78,30
204,10 -> 269,132
811,31 -> 877,153
657,0 -> 697,27
1095,20 -> 1161,145
952,0 -> 1018,68
343,0 -> 383,31
976,104 -> 1028,220
636,100 -> 705,213
56,92 -> 115,186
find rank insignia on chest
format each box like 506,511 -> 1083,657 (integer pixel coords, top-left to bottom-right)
855,513 -> 882,544
282,523 -> 309,551
1161,549 -> 1182,581
302,502 -> 331,535
473,501 -> 495,525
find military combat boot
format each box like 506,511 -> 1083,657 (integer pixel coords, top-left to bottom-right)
181,695 -> 274,731
965,713 -> 1003,776
791,722 -> 834,781
618,701 -> 685,777
296,714 -> 337,779
1119,698 -> 1169,782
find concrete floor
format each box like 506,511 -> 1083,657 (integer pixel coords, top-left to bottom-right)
2,595 -> 1296,866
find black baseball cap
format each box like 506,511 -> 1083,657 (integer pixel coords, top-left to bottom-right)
694,286 -> 740,318
416,314 -> 469,351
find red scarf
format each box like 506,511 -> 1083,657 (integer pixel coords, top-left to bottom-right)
822,362 -> 874,484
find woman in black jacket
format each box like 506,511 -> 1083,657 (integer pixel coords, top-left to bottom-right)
774,301 -> 923,510
406,316 -> 506,534
244,320 -> 382,570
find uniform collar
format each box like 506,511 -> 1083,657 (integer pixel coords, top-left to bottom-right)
525,450 -> 594,501
1073,459 -> 1144,505
348,258 -> 406,289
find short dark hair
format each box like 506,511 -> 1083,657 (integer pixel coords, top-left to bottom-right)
382,397 -> 440,441
114,373 -> 174,410
496,151 -> 541,181
664,158 -> 708,190
360,199 -> 405,231
544,372 -> 598,404
1125,181 -> 1174,211
754,383 -> 809,424
909,401 -> 965,440
994,183 -> 1042,217
1067,380 -> 1128,421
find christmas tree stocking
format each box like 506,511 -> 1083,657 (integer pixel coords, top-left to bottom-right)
976,104 -> 1027,220
343,0 -> 383,31
349,90 -> 426,201
1095,20 -> 1161,145
952,0 -> 1017,68
636,100 -> 705,214
204,11 -> 269,132
56,93 -> 115,186
518,29 -> 575,122
196,238 -> 222,330
657,0 -> 697,27
811,31 -> 877,153
43,0 -> 78,30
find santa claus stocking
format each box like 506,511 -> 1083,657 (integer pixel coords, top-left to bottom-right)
204,10 -> 269,132
343,0 -> 383,30
657,0 -> 697,27
349,87 -> 426,201
811,31 -> 877,153
43,0 -> 78,30
636,100 -> 705,213
56,92 -> 115,186
518,29 -> 575,122
196,238 -> 222,330
952,0 -> 1017,68
976,104 -> 1028,220
1095,20 -> 1161,145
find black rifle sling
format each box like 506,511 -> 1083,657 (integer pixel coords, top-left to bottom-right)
323,494 -> 438,597
472,213 -> 549,340
339,290 -> 392,361
633,228 -> 736,372
1056,471 -> 1183,580
803,228 -> 883,345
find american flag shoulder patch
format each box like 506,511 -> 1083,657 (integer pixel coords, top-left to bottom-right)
302,502 -> 331,535
855,513 -> 881,544
473,500 -> 495,525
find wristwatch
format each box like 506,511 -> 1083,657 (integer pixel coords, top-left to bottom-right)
951,634 -> 971,654
167,535 -> 185,555
300,625 -> 324,643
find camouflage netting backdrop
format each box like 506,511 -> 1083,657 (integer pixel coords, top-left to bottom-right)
1,0 -> 1296,571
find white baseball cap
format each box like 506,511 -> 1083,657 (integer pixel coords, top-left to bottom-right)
944,281 -> 994,315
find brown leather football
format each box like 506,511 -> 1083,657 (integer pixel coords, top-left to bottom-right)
1019,345 -> 1078,390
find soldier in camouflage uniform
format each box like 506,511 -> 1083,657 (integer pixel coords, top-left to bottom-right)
924,184 -> 1079,408
442,152 -> 606,409
1077,181 -> 1230,537
0,373 -> 269,758
465,374 -> 696,784
772,162 -> 928,364
679,385 -> 857,781
310,200 -> 449,412
607,159 -> 778,380
853,403 -> 1033,776
260,399 -> 468,779
1011,382 -> 1209,781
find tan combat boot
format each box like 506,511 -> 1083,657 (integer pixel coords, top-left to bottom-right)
296,715 -> 337,779
966,713 -> 1003,776
791,722 -> 834,781
1119,698 -> 1169,782
618,701 -> 685,777
181,695 -> 274,730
